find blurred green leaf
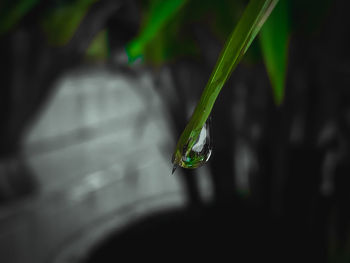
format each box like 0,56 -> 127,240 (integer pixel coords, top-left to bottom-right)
173,0 -> 279,168
126,0 -> 187,63
41,0 -> 97,46
141,9 -> 198,65
259,0 -> 289,105
0,0 -> 40,35
85,28 -> 109,61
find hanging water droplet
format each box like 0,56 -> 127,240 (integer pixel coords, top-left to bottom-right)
173,118 -> 212,169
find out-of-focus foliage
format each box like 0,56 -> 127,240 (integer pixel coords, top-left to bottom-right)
259,0 -> 289,105
127,0 -> 288,101
85,29 -> 109,60
125,0 -> 187,64
126,0 -> 250,65
0,0 -> 40,35
126,0 -> 332,104
40,0 -> 98,46
0,0 -> 98,45
0,0 -> 333,99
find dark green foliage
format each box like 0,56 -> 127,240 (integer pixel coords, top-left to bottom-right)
0,0 -> 40,35
259,0 -> 289,105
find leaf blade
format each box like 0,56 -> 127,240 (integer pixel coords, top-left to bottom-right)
259,0 -> 289,105
173,0 -> 279,168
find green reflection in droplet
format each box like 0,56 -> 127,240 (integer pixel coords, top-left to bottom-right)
173,118 -> 212,169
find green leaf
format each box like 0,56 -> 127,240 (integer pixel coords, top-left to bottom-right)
85,29 -> 109,61
259,0 -> 289,105
172,0 -> 279,169
125,0 -> 187,63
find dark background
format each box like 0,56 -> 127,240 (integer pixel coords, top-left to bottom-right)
1,0 -> 350,262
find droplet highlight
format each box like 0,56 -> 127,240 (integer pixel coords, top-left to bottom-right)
174,119 -> 212,169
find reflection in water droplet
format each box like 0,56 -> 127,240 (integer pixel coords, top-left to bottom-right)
177,119 -> 212,169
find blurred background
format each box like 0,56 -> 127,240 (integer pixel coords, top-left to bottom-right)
1,0 -> 350,262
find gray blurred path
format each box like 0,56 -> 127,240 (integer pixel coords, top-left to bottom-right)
0,67 -> 185,263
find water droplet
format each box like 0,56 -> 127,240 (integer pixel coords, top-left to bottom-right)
174,118 -> 212,169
